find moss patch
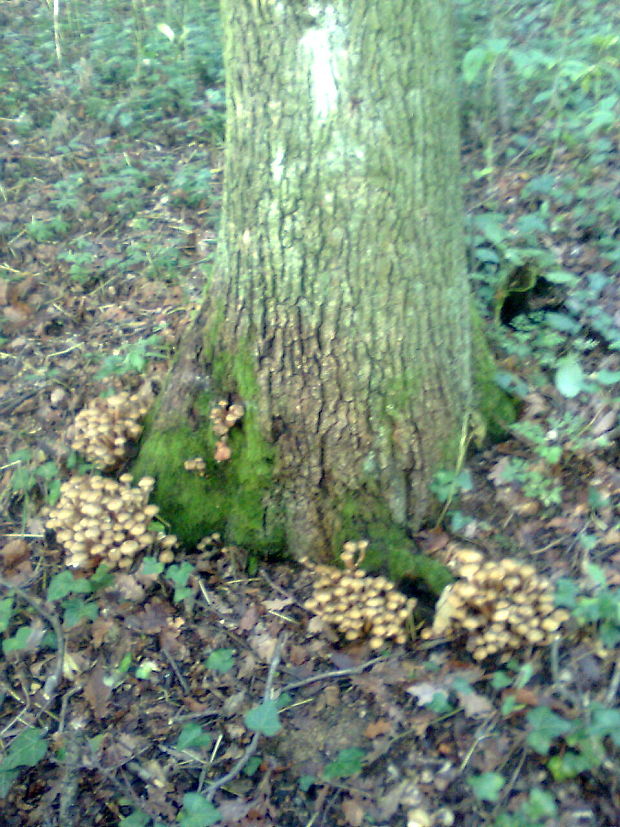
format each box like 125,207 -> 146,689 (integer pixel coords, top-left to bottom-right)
471,305 -> 517,440
132,337 -> 287,553
331,490 -> 453,596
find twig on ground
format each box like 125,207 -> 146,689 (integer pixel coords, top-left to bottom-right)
161,645 -> 190,694
605,655 -> 620,706
204,633 -> 286,802
280,654 -> 389,694
259,566 -> 307,609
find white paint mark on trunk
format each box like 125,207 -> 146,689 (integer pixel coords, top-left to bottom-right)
298,5 -> 345,119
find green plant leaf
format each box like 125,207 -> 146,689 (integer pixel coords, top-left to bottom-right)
544,270 -> 579,285
244,699 -> 281,737
205,648 -> 235,674
0,769 -> 19,800
491,670 -> 512,690
462,46 -> 489,84
526,707 -> 572,754
47,570 -> 92,602
141,556 -> 165,576
589,706 -> 620,744
323,748 -> 365,780
297,775 -> 316,793
62,598 -> 98,628
299,774 -> 315,792
547,749 -> 591,781
119,810 -> 151,827
522,788 -> 557,819
176,723 -> 212,751
167,562 -> 194,588
584,563 -> 607,587
88,564 -> 114,592
3,625 -> 38,654
595,369 -> 620,385
555,355 -> 585,398
0,596 -> 14,633
177,792 -> 221,827
468,771 -> 505,802
0,727 -> 48,771
554,578 -> 578,609
243,755 -> 262,776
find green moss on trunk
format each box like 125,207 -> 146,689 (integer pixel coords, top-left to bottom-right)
471,306 -> 516,440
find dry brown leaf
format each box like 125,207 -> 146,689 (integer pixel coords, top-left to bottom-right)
457,690 -> 494,719
342,797 -> 365,826
3,301 -> 33,324
364,718 -> 392,738
90,617 -> 116,648
249,629 -> 277,662
84,663 -> 112,719
114,573 -> 146,602
262,597 -> 294,611
238,604 -> 260,632
0,538 -> 30,568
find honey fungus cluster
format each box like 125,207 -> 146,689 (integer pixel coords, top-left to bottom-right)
303,541 -> 416,650
67,391 -> 151,470
45,474 -> 177,569
183,456 -> 207,476
426,548 -> 570,661
210,400 -> 244,462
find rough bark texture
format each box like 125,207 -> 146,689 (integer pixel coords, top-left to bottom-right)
134,0 -> 513,574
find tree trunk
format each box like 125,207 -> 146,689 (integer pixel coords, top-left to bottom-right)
133,0 -> 513,577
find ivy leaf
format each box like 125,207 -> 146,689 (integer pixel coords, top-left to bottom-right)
554,577 -> 578,609
244,699 -> 281,737
177,792 -> 221,827
468,771 -> 505,802
205,648 -> 235,674
47,570 -> 92,602
323,748 -> 365,780
589,707 -> 620,745
62,598 -> 99,629
88,564 -> 114,592
3,625 -> 40,654
526,707 -> 572,754
166,562 -> 194,588
141,556 -> 165,576
547,750 -> 591,781
522,788 -> 557,819
176,723 -> 212,751
0,727 -> 48,771
555,355 -> 585,398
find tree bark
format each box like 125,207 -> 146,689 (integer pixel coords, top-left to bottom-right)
133,0 -> 513,575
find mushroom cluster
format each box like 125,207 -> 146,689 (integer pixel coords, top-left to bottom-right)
210,400 -> 244,463
303,541 -> 417,650
184,457 -> 207,477
45,474 -> 177,569
67,391 -> 151,470
425,548 -> 570,661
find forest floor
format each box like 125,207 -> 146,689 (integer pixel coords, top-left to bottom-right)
0,2 -> 619,826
